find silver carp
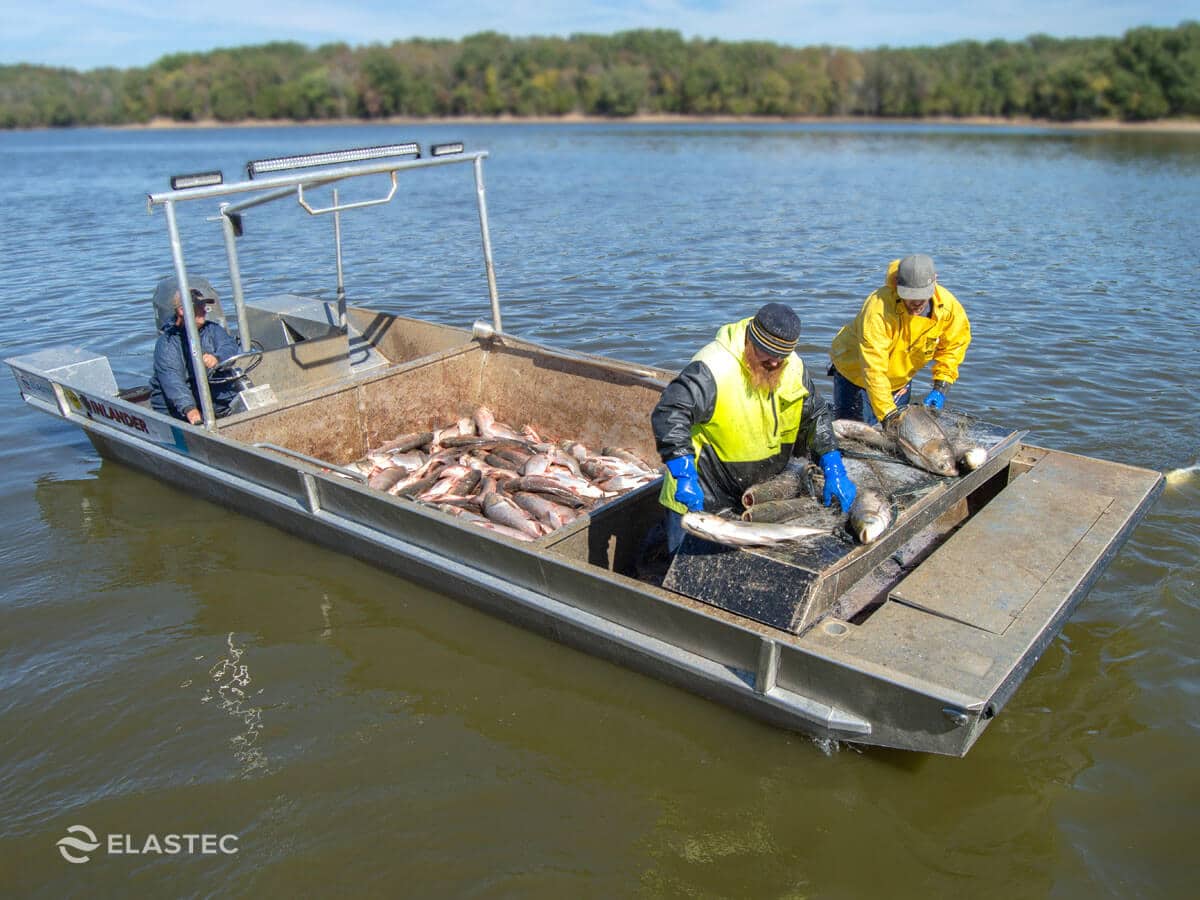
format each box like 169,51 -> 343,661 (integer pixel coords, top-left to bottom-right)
681,511 -> 825,547
359,412 -> 657,541
506,475 -> 591,508
958,446 -> 987,471
601,446 -> 654,470
836,413 -> 980,475
741,467 -> 810,507
377,431 -> 434,453
894,406 -> 959,477
368,467 -> 409,492
482,493 -> 544,538
513,491 -> 579,530
740,498 -> 812,523
848,487 -> 893,544
832,419 -> 895,451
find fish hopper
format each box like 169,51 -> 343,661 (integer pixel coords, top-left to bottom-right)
664,411 -> 1026,633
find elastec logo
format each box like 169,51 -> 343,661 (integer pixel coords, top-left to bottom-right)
57,825 -> 101,864
56,824 -> 239,864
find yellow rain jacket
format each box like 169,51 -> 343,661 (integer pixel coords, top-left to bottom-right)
652,317 -> 835,513
830,259 -> 971,420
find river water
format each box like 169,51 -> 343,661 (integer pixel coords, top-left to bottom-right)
0,122 -> 1196,897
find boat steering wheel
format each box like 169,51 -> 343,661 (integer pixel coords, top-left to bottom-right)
208,347 -> 263,385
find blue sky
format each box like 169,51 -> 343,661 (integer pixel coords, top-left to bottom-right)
2,1 -> 1192,70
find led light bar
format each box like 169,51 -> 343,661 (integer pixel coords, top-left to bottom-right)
430,142 -> 465,157
246,142 -> 421,179
170,171 -> 224,190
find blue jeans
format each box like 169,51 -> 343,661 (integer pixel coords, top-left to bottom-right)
665,509 -> 686,554
831,367 -> 910,424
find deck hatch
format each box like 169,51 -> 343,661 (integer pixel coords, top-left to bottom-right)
890,456 -> 1116,634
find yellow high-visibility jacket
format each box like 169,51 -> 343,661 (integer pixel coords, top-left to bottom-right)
830,259 -> 971,420
652,317 -> 835,513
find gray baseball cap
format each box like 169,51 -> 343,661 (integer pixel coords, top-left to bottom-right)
896,254 -> 937,301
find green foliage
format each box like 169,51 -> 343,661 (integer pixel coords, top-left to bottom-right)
2,23 -> 1197,127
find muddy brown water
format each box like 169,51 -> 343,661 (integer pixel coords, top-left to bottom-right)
1,123 -> 1196,896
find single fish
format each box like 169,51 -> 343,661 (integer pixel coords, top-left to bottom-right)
505,476 -> 590,508
681,511 -> 825,547
838,413 -> 982,475
522,453 -> 553,476
561,440 -> 591,462
440,434 -> 527,450
741,467 -> 809,507
431,503 -> 487,523
894,406 -> 959,477
832,418 -> 895,451
583,456 -> 650,480
527,471 -> 607,499
543,447 -> 583,478
368,467 -> 410,492
377,431 -> 434,453
941,417 -> 988,472
445,467 -> 481,497
473,405 -> 497,437
740,498 -> 813,523
601,447 -> 654,470
417,470 -> 472,501
388,450 -> 426,472
476,521 -> 538,542
848,487 -> 893,544
476,475 -> 498,502
427,494 -> 483,510
482,493 -> 544,538
598,473 -> 657,492
390,474 -> 440,498
465,457 -> 522,481
512,491 -> 578,530
958,446 -> 987,471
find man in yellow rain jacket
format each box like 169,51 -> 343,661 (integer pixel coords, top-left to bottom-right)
652,303 -> 855,554
829,255 -> 971,431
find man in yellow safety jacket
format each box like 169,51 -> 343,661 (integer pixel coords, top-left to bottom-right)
829,254 -> 971,431
652,303 -> 856,554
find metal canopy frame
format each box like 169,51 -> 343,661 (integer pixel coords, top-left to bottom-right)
145,148 -> 501,428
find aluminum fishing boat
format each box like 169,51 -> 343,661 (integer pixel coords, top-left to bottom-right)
6,141 -> 1163,756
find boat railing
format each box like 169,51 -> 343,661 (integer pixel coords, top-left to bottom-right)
145,143 -> 499,428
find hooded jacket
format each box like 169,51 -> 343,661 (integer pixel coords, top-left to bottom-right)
830,258 -> 971,420
651,317 -> 836,512
148,315 -> 241,420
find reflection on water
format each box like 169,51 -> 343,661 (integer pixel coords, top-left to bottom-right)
202,633 -> 268,778
1,123 -> 1198,897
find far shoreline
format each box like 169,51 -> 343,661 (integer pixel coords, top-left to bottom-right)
88,113 -> 1200,135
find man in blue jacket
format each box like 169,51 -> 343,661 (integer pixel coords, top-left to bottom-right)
149,287 -> 241,424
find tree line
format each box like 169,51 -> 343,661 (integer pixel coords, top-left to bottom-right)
2,23 -> 1197,129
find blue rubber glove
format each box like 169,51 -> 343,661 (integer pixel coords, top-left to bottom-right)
665,454 -> 705,512
923,388 -> 945,410
820,450 -> 857,512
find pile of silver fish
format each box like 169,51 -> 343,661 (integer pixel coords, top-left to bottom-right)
733,463 -> 893,546
346,406 -> 659,542
679,410 -> 992,550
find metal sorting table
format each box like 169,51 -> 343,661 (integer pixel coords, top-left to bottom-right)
664,412 -> 1026,634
